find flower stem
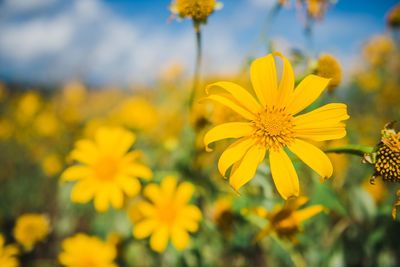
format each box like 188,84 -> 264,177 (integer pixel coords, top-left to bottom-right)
189,23 -> 202,108
324,144 -> 374,156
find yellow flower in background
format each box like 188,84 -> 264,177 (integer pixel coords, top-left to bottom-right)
362,35 -> 394,66
16,91 -> 41,123
34,111 -> 60,137
355,70 -> 381,92
41,153 -> 63,177
255,197 -> 324,242
305,0 -> 328,20
362,177 -> 387,204
13,214 -> 50,251
316,53 -> 342,93
112,97 -> 158,132
132,176 -> 202,252
204,52 -> 349,199
0,235 -> 19,267
59,233 -> 117,267
170,0 -> 222,24
61,127 -> 152,212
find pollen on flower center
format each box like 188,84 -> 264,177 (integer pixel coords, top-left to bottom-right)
252,107 -> 294,150
93,156 -> 119,181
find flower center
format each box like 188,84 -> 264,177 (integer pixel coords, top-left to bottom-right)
93,156 -> 119,181
252,107 -> 294,150
157,203 -> 177,226
375,144 -> 400,182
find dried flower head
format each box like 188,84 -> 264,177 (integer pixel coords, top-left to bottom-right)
387,4 -> 400,28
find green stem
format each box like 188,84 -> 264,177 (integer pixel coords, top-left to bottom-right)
324,144 -> 374,156
189,23 -> 202,109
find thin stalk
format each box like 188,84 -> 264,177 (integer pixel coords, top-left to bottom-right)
324,144 -> 374,156
189,23 -> 202,108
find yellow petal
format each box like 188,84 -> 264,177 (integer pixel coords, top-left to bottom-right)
286,74 -> 330,115
229,145 -> 266,191
177,217 -> 199,232
204,122 -> 253,151
274,52 -> 295,107
206,94 -> 256,120
269,149 -> 299,199
181,205 -> 202,221
295,127 -> 347,142
175,182 -> 195,205
293,205 -> 324,223
250,54 -> 278,107
70,139 -> 98,165
206,82 -> 262,113
94,187 -> 110,212
171,227 -> 189,250
144,184 -> 162,205
61,165 -> 91,181
118,176 -> 141,197
133,219 -> 157,239
161,176 -> 177,200
294,103 -> 349,128
218,137 -> 255,177
288,139 -> 333,178
150,226 -> 169,253
109,185 -> 124,209
114,129 -> 136,156
71,180 -> 96,203
137,201 -> 157,217
124,163 -> 153,180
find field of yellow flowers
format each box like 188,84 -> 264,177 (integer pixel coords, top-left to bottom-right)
1,1 -> 400,267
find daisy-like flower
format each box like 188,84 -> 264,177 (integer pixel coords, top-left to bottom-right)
204,52 -> 349,199
0,235 -> 19,267
253,197 -> 324,242
13,213 -> 50,251
58,233 -> 117,267
132,176 -> 202,253
61,127 -> 152,212
170,0 -> 222,25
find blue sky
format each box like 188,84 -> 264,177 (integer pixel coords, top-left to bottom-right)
0,0 -> 396,86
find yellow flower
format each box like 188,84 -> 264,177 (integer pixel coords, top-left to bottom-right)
41,153 -> 63,177
59,233 -> 117,267
16,91 -> 41,123
362,35 -> 394,66
170,0 -> 222,24
204,52 -> 349,199
306,0 -> 328,20
0,235 -> 19,267
362,177 -> 387,204
132,176 -> 202,252
61,127 -> 152,212
316,53 -> 342,93
13,214 -> 50,251
112,97 -> 158,132
34,111 -> 60,137
255,197 -> 324,242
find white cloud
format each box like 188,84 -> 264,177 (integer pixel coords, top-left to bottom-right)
0,0 -> 243,85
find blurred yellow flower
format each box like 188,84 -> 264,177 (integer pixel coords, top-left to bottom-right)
0,235 -> 19,267
316,53 -> 342,93
170,0 -> 222,24
255,197 -> 324,242
362,35 -> 394,66
13,214 -> 50,251
306,0 -> 328,20
112,97 -> 158,132
34,111 -> 60,137
61,127 -> 152,212
41,153 -> 63,177
16,91 -> 41,123
59,233 -> 117,267
355,70 -> 380,92
0,119 -> 13,140
204,52 -> 349,199
132,176 -> 202,252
